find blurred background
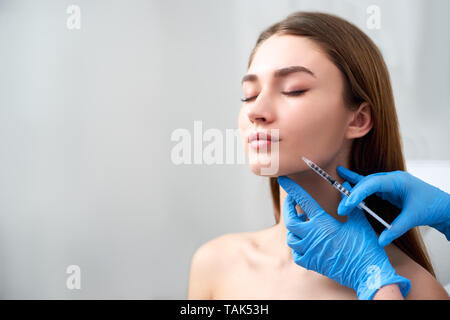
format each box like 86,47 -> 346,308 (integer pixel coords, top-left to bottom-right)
0,0 -> 449,298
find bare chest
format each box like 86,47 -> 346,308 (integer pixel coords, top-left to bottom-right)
212,255 -> 357,300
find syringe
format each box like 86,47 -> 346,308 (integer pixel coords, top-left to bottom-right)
302,156 -> 391,230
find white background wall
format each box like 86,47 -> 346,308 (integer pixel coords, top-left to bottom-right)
0,0 -> 448,298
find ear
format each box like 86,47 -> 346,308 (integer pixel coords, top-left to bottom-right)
345,102 -> 373,139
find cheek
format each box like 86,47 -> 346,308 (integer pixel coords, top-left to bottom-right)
318,104 -> 349,145
281,101 -> 348,158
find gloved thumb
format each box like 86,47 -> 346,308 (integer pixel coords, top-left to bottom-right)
337,181 -> 352,216
340,181 -> 371,224
378,209 -> 415,247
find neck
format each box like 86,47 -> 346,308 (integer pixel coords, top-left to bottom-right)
270,155 -> 350,265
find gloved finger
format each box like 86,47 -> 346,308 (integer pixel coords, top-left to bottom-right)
283,195 -> 311,238
291,248 -> 306,268
340,174 -> 396,215
341,180 -> 374,226
347,203 -> 371,227
337,166 -> 364,184
337,181 -> 353,216
286,230 -> 307,255
278,176 -> 324,219
378,207 -> 417,247
292,247 -> 314,271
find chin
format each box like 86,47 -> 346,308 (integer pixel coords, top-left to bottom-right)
248,164 -> 280,177
246,148 -> 281,176
248,159 -> 300,177
248,158 -> 312,178
245,145 -> 313,177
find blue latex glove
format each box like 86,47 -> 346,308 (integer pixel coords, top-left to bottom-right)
337,166 -> 450,246
278,176 -> 411,300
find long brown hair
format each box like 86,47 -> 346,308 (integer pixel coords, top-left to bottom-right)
247,12 -> 435,276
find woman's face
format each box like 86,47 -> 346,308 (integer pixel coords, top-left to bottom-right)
238,35 -> 354,176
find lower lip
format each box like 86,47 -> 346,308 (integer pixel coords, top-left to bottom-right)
249,140 -> 278,149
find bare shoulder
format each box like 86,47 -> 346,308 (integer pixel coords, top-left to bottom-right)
385,244 -> 449,300
187,232 -> 253,299
192,233 -> 250,271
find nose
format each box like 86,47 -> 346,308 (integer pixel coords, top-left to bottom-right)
246,93 -> 275,125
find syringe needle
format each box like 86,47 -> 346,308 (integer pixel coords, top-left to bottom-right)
358,202 -> 392,229
302,156 -> 392,230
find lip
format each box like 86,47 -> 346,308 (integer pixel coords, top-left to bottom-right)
247,130 -> 280,143
249,139 -> 272,149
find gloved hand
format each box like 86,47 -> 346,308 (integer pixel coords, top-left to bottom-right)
336,166 -> 450,246
278,176 -> 411,300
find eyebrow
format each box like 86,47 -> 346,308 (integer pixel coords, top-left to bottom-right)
241,65 -> 316,84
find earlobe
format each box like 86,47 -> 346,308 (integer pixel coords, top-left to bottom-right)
345,102 -> 373,139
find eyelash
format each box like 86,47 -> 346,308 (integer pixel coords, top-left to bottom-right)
240,90 -> 307,102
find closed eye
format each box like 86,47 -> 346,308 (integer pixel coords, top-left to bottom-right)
240,96 -> 257,102
240,90 -> 307,102
281,90 -> 307,96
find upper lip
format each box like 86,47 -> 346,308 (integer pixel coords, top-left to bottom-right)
248,130 -> 280,143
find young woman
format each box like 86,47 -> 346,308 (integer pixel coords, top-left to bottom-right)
188,11 -> 448,299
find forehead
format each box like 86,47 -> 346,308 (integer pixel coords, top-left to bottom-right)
248,35 -> 334,79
